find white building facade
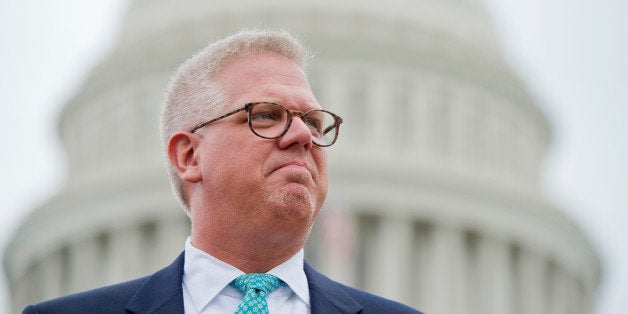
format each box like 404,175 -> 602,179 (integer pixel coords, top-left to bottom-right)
4,1 -> 600,313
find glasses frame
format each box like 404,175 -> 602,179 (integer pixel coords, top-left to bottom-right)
190,102 -> 343,147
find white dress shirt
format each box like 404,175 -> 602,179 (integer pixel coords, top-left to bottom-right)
182,237 -> 311,313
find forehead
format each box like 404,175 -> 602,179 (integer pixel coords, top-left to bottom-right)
215,52 -> 319,109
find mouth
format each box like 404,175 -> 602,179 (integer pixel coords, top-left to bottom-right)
272,161 -> 308,173
269,161 -> 314,180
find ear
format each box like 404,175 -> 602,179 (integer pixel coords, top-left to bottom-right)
167,132 -> 202,183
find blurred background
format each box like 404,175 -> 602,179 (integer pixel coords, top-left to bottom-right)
0,0 -> 625,313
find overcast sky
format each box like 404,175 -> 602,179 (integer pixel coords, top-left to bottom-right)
0,1 -> 626,313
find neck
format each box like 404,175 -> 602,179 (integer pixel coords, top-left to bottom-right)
191,226 -> 307,273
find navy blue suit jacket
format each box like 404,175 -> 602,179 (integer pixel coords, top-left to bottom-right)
24,253 -> 422,313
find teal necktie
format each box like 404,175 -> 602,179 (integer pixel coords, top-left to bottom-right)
230,273 -> 286,314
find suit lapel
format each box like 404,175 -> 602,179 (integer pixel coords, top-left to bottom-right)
125,252 -> 185,314
123,253 -> 362,313
305,262 -> 363,314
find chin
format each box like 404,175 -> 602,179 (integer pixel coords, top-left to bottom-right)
265,187 -> 317,220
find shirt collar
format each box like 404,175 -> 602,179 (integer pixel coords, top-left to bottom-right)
182,237 -> 310,311
266,247 -> 310,308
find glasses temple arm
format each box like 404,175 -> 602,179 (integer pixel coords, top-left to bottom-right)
190,107 -> 246,133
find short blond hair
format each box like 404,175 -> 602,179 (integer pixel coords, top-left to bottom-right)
160,29 -> 313,214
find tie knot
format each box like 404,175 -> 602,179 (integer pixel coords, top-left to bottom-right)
230,273 -> 286,294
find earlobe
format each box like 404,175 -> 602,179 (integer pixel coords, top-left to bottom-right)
167,132 -> 202,183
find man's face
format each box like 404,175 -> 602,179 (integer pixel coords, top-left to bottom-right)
191,52 -> 328,244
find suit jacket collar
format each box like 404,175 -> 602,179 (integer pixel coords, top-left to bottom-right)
126,252 -> 185,313
304,262 -> 363,314
124,253 -> 363,314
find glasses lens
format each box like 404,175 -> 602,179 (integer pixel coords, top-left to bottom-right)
249,103 -> 289,138
305,110 -> 338,146
249,103 -> 340,146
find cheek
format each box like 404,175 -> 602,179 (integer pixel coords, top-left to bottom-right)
212,139 -> 270,181
199,136 -> 245,179
205,130 -> 256,162
315,149 -> 328,173
314,149 -> 329,190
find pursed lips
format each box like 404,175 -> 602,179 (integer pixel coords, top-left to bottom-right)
269,161 -> 314,178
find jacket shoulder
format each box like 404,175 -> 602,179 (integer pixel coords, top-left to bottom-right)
334,282 -> 423,314
304,262 -> 422,314
23,252 -> 186,314
23,276 -> 148,314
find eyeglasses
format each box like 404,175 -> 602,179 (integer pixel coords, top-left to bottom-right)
190,102 -> 343,147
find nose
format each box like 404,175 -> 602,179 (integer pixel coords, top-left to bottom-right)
277,116 -> 313,150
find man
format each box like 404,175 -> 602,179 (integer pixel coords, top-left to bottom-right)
24,30 -> 422,314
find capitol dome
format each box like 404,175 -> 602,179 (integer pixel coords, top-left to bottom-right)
4,1 -> 600,313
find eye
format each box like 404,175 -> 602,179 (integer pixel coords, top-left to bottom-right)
249,104 -> 286,129
304,113 -> 325,138
306,118 -> 322,131
251,111 -> 280,121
